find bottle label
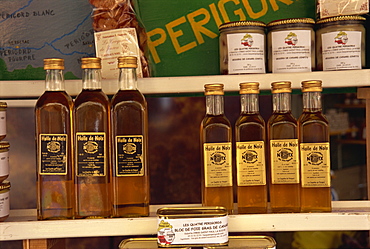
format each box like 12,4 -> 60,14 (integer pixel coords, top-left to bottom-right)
300,142 -> 331,188
0,190 -> 9,218
76,132 -> 106,177
39,134 -> 68,175
271,30 -> 312,73
115,135 -> 144,176
203,142 -> 232,187
226,32 -> 265,74
236,141 -> 266,186
270,139 -> 299,184
0,111 -> 6,136
0,151 -> 9,177
321,31 -> 362,70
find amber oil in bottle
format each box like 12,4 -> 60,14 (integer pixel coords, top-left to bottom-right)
35,58 -> 74,220
111,56 -> 149,217
267,81 -> 300,213
74,57 -> 111,218
235,82 -> 267,214
299,80 -> 331,212
200,83 -> 233,214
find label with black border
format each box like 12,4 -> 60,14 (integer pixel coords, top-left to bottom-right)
39,134 -> 68,175
115,135 -> 144,176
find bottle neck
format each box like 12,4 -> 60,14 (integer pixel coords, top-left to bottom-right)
45,69 -> 65,91
303,91 -> 322,111
206,95 -> 224,115
273,92 -> 291,112
118,67 -> 137,90
82,68 -> 102,90
241,94 -> 259,113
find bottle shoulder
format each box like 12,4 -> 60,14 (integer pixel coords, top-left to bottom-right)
74,89 -> 110,107
236,113 -> 265,126
298,112 -> 329,125
36,91 -> 73,109
268,112 -> 297,125
111,90 -> 147,107
202,114 -> 231,127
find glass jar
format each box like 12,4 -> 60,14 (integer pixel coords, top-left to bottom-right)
0,180 -> 10,222
219,21 -> 266,74
267,18 -> 315,73
0,102 -> 7,141
316,15 -> 366,71
0,141 -> 9,183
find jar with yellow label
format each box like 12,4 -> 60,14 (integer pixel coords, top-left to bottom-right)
0,141 -> 9,183
267,18 -> 315,73
0,180 -> 10,222
219,21 -> 266,74
316,15 -> 366,71
0,102 -> 7,141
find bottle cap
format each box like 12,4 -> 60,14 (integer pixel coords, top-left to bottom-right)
301,80 -> 322,92
81,57 -> 101,69
239,82 -> 259,94
118,56 -> 138,68
44,58 -> 64,70
271,81 -> 292,93
204,83 -> 224,95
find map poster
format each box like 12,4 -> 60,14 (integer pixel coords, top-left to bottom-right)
0,0 -> 96,80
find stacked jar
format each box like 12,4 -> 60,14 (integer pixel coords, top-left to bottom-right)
0,102 -> 10,222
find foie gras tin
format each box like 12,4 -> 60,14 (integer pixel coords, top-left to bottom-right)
157,206 -> 228,247
119,237 -> 190,249
206,235 -> 276,249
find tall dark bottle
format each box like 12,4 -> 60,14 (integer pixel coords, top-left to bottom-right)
267,81 -> 300,213
235,82 -> 267,214
35,58 -> 74,220
111,56 -> 149,217
298,80 -> 331,212
200,83 -> 233,214
74,57 -> 111,218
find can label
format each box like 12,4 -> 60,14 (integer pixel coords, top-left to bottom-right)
39,134 -> 68,175
115,135 -> 144,176
0,151 -> 9,177
0,190 -> 9,217
271,30 -> 312,72
0,111 -> 6,136
300,142 -> 331,187
321,31 -> 362,70
226,32 -> 265,74
157,216 -> 228,246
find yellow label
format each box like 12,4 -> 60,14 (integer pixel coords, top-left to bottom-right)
203,142 -> 232,187
236,141 -> 266,186
300,142 -> 331,188
270,139 -> 299,184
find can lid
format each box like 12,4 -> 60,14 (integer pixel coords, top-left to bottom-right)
0,180 -> 10,190
239,82 -> 260,94
204,83 -> 224,96
118,56 -> 138,69
0,141 -> 10,149
317,15 -> 366,24
219,20 -> 266,31
81,57 -> 102,69
0,102 -> 7,109
44,58 -> 64,70
267,18 -> 315,27
301,80 -> 322,92
271,81 -> 292,93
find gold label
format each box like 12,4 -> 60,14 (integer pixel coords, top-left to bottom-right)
76,132 -> 106,177
236,141 -> 266,186
115,135 -> 144,176
39,134 -> 68,175
270,139 -> 299,184
203,142 -> 232,187
300,142 -> 331,188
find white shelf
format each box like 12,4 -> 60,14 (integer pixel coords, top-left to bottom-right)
1,70 -> 370,100
1,201 -> 370,241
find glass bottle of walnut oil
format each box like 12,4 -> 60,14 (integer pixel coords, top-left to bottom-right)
235,82 -> 267,214
111,56 -> 149,217
298,80 -> 331,212
35,58 -> 74,220
74,57 -> 111,218
200,84 -> 233,214
267,81 -> 300,213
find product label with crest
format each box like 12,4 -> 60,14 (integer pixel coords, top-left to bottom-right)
203,142 -> 232,187
115,135 -> 144,176
300,142 -> 331,187
270,139 -> 299,184
236,141 -> 266,186
0,111 -> 6,135
39,134 -> 67,175
76,132 -> 106,177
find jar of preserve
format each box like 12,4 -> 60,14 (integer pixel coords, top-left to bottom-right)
0,141 -> 9,183
0,102 -> 7,141
267,18 -> 315,73
0,180 -> 10,222
219,20 -> 266,74
316,15 -> 366,71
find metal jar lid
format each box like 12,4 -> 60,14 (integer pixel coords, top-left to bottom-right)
239,82 -> 260,94
0,141 -> 9,150
267,18 -> 315,28
0,180 -> 10,191
81,57 -> 102,69
301,80 -> 322,92
204,83 -> 224,96
44,58 -> 64,70
317,15 -> 366,25
118,56 -> 138,69
219,20 -> 266,31
0,102 -> 7,109
271,81 -> 292,93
